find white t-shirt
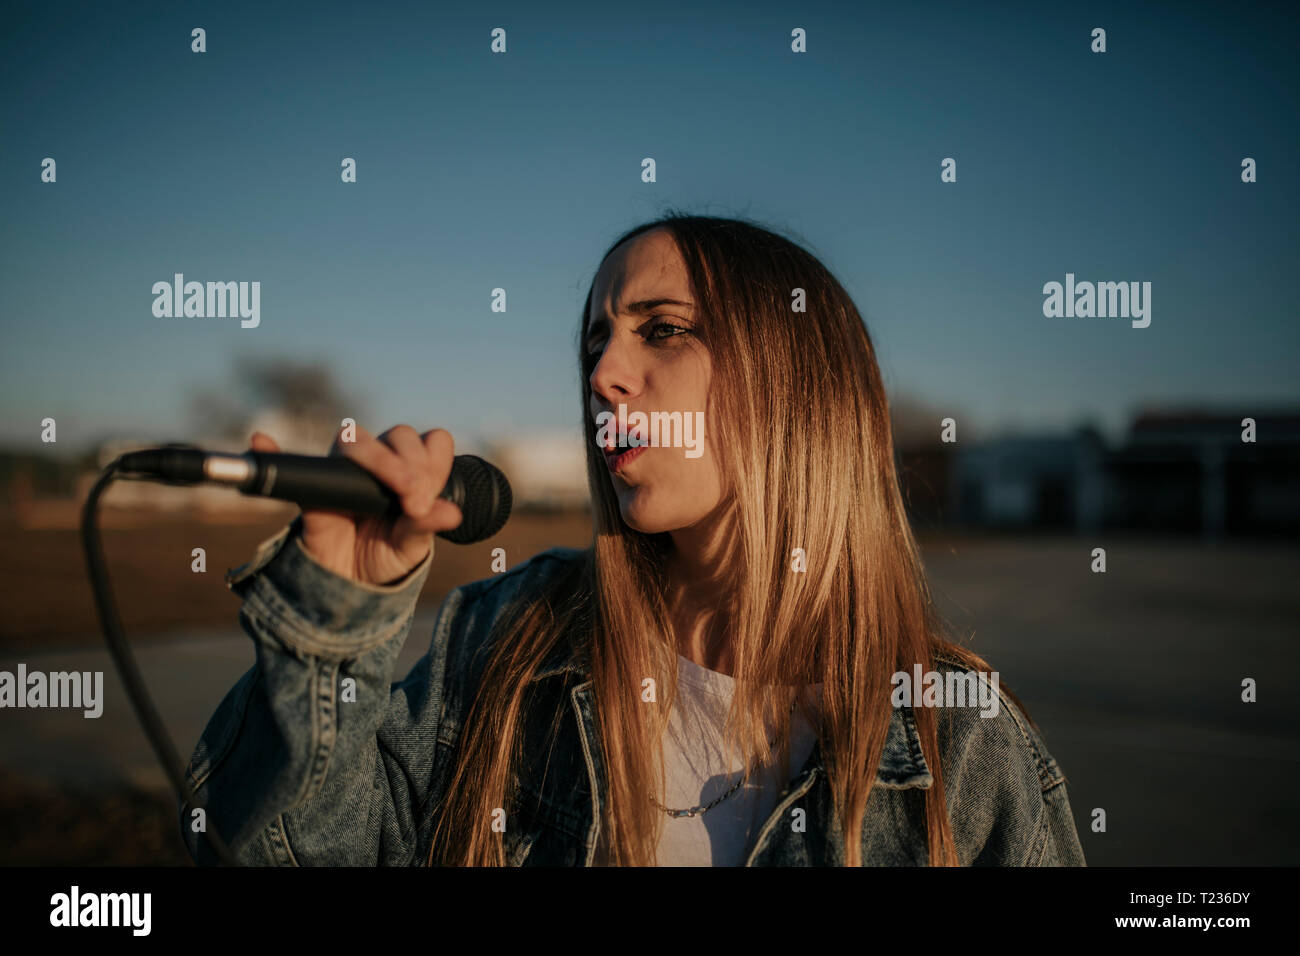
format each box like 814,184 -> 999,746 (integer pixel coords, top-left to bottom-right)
594,654 -> 823,866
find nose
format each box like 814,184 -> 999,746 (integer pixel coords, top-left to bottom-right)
588,334 -> 643,411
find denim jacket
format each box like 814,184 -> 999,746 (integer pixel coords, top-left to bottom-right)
181,518 -> 1086,867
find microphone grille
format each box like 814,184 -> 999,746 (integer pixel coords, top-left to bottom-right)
438,455 -> 512,544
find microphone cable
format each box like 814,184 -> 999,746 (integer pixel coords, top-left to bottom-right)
81,456 -> 238,866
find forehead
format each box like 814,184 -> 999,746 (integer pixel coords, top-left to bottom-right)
589,229 -> 691,321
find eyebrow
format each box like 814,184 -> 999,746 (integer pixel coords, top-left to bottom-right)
585,298 -> 695,344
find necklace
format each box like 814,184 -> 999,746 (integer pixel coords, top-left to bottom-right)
651,695 -> 799,819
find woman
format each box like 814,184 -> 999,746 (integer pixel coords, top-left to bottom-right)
182,212 -> 1086,867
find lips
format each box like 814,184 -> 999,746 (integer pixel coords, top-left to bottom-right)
603,442 -> 647,474
601,420 -> 649,473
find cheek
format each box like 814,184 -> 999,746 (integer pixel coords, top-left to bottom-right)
612,449 -> 723,532
655,448 -> 724,512
678,449 -> 720,497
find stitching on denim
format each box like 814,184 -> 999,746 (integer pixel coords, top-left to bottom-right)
415,589 -> 467,818
244,578 -> 413,662
265,814 -> 300,866
873,707 -> 932,790
995,689 -> 1060,792
898,706 -> 930,774
302,661 -> 338,802
928,654 -> 1055,789
224,522 -> 294,591
187,664 -> 260,796
283,665 -> 321,811
744,769 -> 821,866
937,656 -> 1061,795
369,739 -> 428,865
183,667 -> 264,865
1042,771 -> 1068,794
1026,800 -> 1051,865
569,682 -> 603,866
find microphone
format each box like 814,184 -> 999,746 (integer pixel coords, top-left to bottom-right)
115,445 -> 512,544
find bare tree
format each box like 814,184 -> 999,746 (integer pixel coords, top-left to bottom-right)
187,355 -> 365,448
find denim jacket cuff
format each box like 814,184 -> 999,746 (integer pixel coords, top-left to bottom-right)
224,515 -> 434,661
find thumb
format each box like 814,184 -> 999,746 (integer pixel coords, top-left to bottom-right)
249,431 -> 281,453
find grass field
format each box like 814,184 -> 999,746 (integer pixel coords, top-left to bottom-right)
0,505 -> 595,650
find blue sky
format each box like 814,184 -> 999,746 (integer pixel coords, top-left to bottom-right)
2,0 -> 1297,455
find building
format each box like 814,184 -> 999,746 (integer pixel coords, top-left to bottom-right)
948,410 -> 1300,537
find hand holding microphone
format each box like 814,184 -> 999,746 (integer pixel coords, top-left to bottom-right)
116,423 -> 512,586
87,422 -> 511,868
248,424 -> 465,586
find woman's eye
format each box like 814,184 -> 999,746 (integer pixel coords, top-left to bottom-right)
584,322 -> 691,367
648,321 -> 689,341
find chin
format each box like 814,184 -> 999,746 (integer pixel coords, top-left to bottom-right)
613,485 -> 662,534
617,486 -> 706,536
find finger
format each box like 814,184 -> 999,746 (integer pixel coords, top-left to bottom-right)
249,431 -> 281,453
333,423 -> 418,497
379,424 -> 428,463
403,428 -> 456,521
379,425 -> 440,517
421,428 -> 456,493
395,498 -> 463,536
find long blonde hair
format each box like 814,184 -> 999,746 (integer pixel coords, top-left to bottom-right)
428,212 -> 1015,866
